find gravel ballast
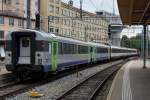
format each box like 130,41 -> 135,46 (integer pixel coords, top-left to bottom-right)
6,60 -> 122,100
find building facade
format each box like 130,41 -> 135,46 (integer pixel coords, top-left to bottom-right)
41,0 -> 109,43
0,0 -> 36,35
0,0 -> 36,57
97,11 -> 124,46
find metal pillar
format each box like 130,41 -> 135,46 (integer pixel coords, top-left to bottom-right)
80,0 -> 83,20
35,0 -> 40,30
84,26 -> 87,42
146,26 -> 149,58
143,25 -> 147,68
48,16 -> 50,33
27,0 -> 31,29
2,0 -> 3,12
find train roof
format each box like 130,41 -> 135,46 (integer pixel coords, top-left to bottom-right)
6,29 -> 53,41
56,35 -> 89,45
111,45 -> 137,51
6,29 -> 137,51
87,42 -> 110,48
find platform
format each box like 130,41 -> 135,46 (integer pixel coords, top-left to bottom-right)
107,59 -> 150,100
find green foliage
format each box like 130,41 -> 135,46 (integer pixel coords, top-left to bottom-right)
121,34 -> 143,51
129,35 -> 142,50
121,35 -> 130,48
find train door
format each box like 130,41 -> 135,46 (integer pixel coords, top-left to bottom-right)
18,37 -> 31,64
108,46 -> 111,60
90,47 -> 94,63
51,41 -> 58,71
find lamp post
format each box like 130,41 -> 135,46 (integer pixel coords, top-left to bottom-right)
27,0 -> 31,29
80,0 -> 83,20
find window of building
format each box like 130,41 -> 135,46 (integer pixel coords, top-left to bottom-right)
68,11 -> 70,16
49,26 -> 54,32
55,0 -> 60,4
64,19 -> 67,25
55,28 -> 59,33
56,7 -> 59,14
49,0 -> 54,2
61,9 -> 64,15
3,0 -> 11,4
0,31 -> 4,39
64,10 -> 67,16
16,8 -> 19,12
18,19 -> 24,27
71,13 -> 73,17
7,0 -> 11,4
0,16 -> 4,24
9,17 -> 14,26
16,0 -> 19,5
48,16 -> 54,22
49,5 -> 54,13
54,17 -> 59,24
76,12 -> 78,17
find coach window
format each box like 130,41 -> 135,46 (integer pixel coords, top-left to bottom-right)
72,44 -> 75,54
22,38 -> 29,47
78,45 -> 81,54
58,42 -> 62,54
69,44 -> 72,54
71,44 -> 73,54
103,48 -> 106,53
66,44 -> 69,54
63,43 -> 66,54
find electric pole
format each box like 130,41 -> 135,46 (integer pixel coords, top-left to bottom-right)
80,0 -> 83,20
113,0 -> 115,15
27,0 -> 31,29
2,0 -> 3,12
35,0 -> 40,30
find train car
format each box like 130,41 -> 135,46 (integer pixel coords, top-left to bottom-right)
88,42 -> 110,62
5,29 -> 91,80
111,46 -> 137,59
5,29 -> 137,80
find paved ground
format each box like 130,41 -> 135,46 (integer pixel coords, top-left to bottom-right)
107,59 -> 150,100
0,61 -> 9,75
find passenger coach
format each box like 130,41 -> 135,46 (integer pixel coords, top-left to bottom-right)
5,29 -> 137,80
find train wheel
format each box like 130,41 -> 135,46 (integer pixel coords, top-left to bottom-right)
31,71 -> 46,81
17,67 -> 30,81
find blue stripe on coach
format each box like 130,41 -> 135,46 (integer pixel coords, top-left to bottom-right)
44,60 -> 88,72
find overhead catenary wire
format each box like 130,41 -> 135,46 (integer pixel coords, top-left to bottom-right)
88,0 -> 98,11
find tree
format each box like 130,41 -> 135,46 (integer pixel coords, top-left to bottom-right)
121,35 -> 130,47
129,35 -> 142,50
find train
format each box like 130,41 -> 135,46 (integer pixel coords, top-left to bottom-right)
5,29 -> 137,80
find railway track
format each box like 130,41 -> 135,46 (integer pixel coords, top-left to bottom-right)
56,61 -> 125,100
0,59 -> 129,99
0,73 -> 17,88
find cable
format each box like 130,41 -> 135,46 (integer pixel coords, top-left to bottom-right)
88,0 -> 98,11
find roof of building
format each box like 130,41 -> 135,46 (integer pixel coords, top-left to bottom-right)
117,0 -> 150,25
61,2 -> 97,17
0,11 -> 35,20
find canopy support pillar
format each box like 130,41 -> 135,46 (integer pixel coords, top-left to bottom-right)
143,25 -> 147,69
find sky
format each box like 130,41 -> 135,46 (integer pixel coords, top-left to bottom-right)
62,0 -> 119,14
62,0 -> 142,38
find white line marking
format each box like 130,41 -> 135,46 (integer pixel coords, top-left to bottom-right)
122,62 -> 133,100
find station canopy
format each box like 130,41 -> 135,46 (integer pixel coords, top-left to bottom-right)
118,0 -> 150,25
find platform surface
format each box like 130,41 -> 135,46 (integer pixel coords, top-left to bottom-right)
107,59 -> 150,100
